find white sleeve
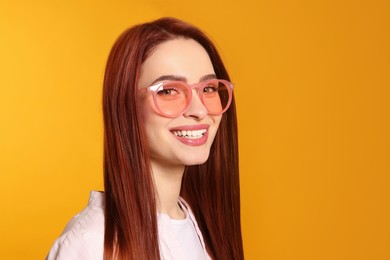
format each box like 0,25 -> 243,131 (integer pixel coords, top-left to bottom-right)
46,206 -> 105,260
46,229 -> 103,260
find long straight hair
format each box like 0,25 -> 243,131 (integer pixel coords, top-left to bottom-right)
103,17 -> 243,259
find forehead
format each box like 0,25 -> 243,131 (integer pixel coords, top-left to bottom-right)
139,38 -> 215,86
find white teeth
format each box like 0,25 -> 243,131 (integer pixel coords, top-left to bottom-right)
173,129 -> 207,138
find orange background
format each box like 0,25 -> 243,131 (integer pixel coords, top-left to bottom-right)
1,0 -> 389,259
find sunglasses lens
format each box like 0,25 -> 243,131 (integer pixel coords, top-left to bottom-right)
155,82 -> 189,116
152,80 -> 231,117
202,81 -> 230,114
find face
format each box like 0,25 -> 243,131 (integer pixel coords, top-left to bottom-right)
138,38 -> 222,168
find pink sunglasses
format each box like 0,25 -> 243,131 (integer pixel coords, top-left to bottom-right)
138,79 -> 234,118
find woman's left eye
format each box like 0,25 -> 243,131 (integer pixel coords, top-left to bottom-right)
203,86 -> 218,93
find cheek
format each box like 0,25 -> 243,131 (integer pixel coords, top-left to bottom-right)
140,97 -> 160,141
140,95 -> 155,118
217,115 -> 222,125
140,96 -> 169,139
214,115 -> 222,129
210,115 -> 222,139
140,95 -> 166,129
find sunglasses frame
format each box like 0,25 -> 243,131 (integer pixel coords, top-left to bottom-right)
138,79 -> 234,118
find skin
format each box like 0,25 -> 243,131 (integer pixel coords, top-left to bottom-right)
138,38 -> 222,219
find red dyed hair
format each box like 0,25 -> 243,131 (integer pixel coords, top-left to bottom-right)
103,17 -> 243,259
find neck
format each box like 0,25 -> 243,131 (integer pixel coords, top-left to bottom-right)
151,160 -> 186,219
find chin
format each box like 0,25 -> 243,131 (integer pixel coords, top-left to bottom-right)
181,152 -> 210,166
185,159 -> 208,166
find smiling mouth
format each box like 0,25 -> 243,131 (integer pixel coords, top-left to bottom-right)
172,129 -> 207,139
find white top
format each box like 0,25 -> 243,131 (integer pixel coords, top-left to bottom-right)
46,191 -> 211,260
166,201 -> 206,260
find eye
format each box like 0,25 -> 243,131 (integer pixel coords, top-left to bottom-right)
203,85 -> 218,93
157,87 -> 180,96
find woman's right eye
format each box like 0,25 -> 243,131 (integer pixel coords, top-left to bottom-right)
157,88 -> 179,96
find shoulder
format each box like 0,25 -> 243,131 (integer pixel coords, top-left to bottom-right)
46,191 -> 105,260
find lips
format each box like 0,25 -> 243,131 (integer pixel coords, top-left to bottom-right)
170,124 -> 209,146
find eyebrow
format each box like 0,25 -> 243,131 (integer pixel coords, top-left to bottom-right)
150,74 -> 217,85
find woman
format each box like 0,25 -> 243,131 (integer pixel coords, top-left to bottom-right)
47,17 -> 243,260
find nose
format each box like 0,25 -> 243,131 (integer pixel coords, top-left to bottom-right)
183,90 -> 208,120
